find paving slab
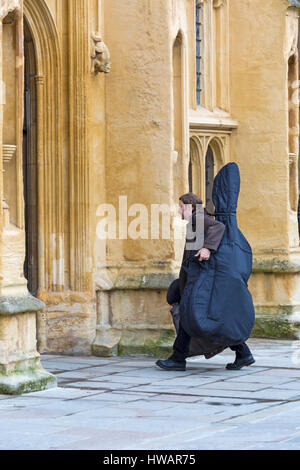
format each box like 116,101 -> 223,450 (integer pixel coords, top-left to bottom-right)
251,368 -> 300,378
39,361 -> 92,371
127,384 -> 282,401
150,377 -> 222,386
65,381 -> 138,391
197,381 -> 269,392
116,368 -> 197,378
80,390 -> 158,401
1,338 -> 300,449
149,394 -> 202,403
269,381 -> 300,390
224,374 -> 296,385
87,375 -> 154,385
54,370 -> 116,380
54,430 -> 161,451
25,387 -> 106,400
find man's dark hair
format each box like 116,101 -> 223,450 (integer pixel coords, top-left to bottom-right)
179,193 -> 203,212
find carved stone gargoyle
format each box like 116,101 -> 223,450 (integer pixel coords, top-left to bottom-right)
91,32 -> 111,75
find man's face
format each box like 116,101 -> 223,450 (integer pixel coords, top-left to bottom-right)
179,200 -> 193,220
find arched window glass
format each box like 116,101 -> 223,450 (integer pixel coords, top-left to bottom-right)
189,157 -> 193,192
189,138 -> 202,197
196,0 -> 202,105
205,146 -> 215,214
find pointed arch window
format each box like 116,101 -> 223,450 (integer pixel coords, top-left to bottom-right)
205,146 -> 215,214
188,157 -> 193,192
189,138 -> 202,197
196,0 -> 202,105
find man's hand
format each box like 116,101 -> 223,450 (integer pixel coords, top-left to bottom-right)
195,248 -> 211,261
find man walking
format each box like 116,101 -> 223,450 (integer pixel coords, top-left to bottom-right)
156,192 -> 255,372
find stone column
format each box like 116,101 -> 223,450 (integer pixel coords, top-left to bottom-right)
0,1 -> 56,394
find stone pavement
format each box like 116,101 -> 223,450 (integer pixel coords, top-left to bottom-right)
1,338 -> 300,450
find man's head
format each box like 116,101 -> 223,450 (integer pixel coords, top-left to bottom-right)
179,193 -> 203,220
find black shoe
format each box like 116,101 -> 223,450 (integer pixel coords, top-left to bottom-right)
226,354 -> 255,370
156,358 -> 186,371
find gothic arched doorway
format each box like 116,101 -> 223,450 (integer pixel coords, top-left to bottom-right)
23,0 -> 63,296
23,18 -> 38,295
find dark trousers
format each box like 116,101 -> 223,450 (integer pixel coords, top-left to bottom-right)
170,322 -> 251,362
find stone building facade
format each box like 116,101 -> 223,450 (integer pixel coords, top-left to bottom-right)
0,0 -> 300,393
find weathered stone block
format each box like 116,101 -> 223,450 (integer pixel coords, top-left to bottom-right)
118,328 -> 175,358
0,366 -> 57,395
92,326 -> 121,357
0,298 -> 57,395
251,314 -> 300,340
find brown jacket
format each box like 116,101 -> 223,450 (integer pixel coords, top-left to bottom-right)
179,208 -> 225,295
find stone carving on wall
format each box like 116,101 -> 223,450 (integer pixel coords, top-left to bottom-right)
91,32 -> 111,74
198,0 -> 225,6
213,0 -> 225,7
0,0 -> 21,20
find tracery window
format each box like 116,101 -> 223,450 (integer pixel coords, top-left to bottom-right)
196,0 -> 202,105
191,0 -> 229,111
